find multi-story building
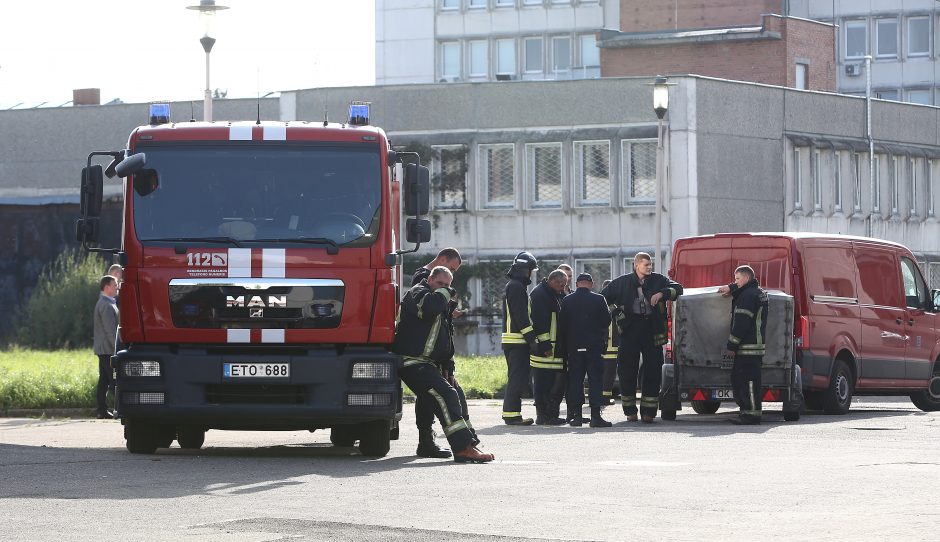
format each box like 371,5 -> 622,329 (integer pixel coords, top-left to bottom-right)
375,0 -> 618,85
786,0 -> 940,104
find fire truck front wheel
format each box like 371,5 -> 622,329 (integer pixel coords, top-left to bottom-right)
330,426 -> 357,447
177,427 -> 206,450
124,420 -> 158,454
358,420 -> 392,457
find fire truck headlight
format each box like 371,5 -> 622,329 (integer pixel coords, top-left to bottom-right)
351,362 -> 392,380
124,361 -> 161,377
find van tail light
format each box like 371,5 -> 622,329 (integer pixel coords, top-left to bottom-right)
795,316 -> 809,349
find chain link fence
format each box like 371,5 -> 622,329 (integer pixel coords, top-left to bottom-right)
574,140 -> 610,206
481,144 -> 515,208
527,143 -> 562,207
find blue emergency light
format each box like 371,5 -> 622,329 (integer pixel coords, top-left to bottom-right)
149,103 -> 170,125
348,102 -> 370,126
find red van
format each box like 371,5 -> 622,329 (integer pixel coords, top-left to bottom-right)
669,232 -> 940,414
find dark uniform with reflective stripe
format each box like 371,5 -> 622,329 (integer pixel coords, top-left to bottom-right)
502,274 -> 536,421
393,280 -> 476,452
602,272 -> 682,419
602,306 -> 621,400
726,279 -> 769,422
557,287 -> 611,415
529,279 -> 564,422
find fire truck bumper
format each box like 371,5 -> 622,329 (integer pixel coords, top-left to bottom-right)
111,345 -> 402,430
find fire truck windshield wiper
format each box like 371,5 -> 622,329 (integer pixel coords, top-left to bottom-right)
143,236 -> 243,247
252,237 -> 340,254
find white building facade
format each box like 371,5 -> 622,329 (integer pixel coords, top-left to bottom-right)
375,0 -> 618,85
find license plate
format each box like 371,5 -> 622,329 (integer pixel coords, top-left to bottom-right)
712,389 -> 734,400
223,363 -> 290,378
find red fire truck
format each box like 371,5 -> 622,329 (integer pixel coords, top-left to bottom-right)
77,103 -> 431,457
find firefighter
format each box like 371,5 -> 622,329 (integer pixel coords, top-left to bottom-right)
393,266 -> 494,463
719,265 -> 769,425
411,248 -> 464,459
601,252 -> 683,423
529,269 -> 568,425
600,279 -> 620,405
501,251 -> 539,425
557,273 -> 613,427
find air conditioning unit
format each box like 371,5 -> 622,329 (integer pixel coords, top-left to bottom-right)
845,63 -> 861,77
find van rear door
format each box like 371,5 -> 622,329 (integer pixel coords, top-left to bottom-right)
854,243 -> 907,385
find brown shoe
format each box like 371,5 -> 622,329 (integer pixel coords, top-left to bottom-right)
641,415 -> 655,424
626,414 -> 639,422
454,445 -> 495,464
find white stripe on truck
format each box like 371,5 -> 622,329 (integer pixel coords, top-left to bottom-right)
262,249 -> 286,278
228,248 -> 252,278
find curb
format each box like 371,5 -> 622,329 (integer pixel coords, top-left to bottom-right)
1,408 -> 96,418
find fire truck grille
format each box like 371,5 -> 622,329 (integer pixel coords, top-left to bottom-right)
205,384 -> 307,404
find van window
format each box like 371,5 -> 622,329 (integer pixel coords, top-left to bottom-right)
856,248 -> 903,307
674,249 -> 732,288
804,246 -> 856,299
733,248 -> 791,292
900,257 -> 928,310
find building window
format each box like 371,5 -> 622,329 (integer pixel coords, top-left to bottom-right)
928,160 -> 935,217
908,17 -> 930,57
845,20 -> 867,59
873,155 -> 881,213
469,0 -> 488,8
875,90 -> 899,101
432,145 -> 468,210
526,142 -> 563,208
891,155 -> 900,216
876,18 -> 899,58
441,42 -> 460,79
576,259 -> 612,290
523,0 -> 542,5
469,40 -> 488,77
853,153 -> 862,213
793,147 -> 803,211
496,39 -> 515,75
813,150 -> 822,211
524,38 -> 543,73
579,34 -> 600,67
834,151 -> 843,213
910,158 -> 918,217
495,0 -> 514,6
908,89 -> 931,105
574,140 -> 610,206
622,140 -> 657,205
479,260 -> 514,316
795,63 -> 808,90
551,36 -> 571,72
441,0 -> 459,10
480,144 -> 515,208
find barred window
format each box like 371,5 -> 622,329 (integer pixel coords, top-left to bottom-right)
480,144 -> 515,208
910,158 -> 918,217
479,261 -> 513,316
853,152 -> 862,212
793,147 -> 803,210
813,150 -> 822,211
891,155 -> 900,215
432,145 -> 467,210
526,142 -> 562,208
574,140 -> 610,206
929,262 -> 940,289
576,259 -> 612,291
928,159 -> 935,217
873,155 -> 881,213
622,140 -> 656,205
833,151 -> 843,213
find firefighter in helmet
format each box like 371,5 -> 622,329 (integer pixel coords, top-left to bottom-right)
501,251 -> 539,425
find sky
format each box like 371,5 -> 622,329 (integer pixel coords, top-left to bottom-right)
0,0 -> 375,109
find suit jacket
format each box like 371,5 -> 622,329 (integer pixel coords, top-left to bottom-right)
557,287 -> 611,358
93,293 -> 119,356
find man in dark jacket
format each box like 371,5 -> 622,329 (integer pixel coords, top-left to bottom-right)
557,273 -> 613,428
601,252 -> 683,423
501,251 -> 539,426
529,269 -> 568,425
719,265 -> 769,425
93,275 -> 120,419
411,248 -> 464,458
393,266 -> 493,463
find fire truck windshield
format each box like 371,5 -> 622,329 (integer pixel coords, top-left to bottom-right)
131,144 -> 381,247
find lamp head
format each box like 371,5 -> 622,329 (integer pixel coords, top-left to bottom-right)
653,75 -> 669,120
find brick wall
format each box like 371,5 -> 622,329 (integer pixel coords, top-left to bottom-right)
620,0 -> 786,32
784,16 -> 837,91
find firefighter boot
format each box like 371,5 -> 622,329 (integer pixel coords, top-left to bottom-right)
454,445 -> 495,464
416,427 -> 452,459
589,407 -> 612,428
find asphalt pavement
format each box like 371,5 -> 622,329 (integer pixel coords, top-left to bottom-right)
1,398 -> 938,541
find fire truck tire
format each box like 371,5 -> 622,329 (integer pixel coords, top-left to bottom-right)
124,421 -> 158,454
330,426 -> 357,447
660,409 -> 677,421
154,425 -> 176,448
176,427 -> 205,450
358,420 -> 391,457
690,400 -> 721,415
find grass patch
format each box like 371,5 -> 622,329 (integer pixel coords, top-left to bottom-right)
0,348 -> 97,411
451,355 -> 506,399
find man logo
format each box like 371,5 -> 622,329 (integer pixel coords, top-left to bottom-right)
226,295 -> 287,308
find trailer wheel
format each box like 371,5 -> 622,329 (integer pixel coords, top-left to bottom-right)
124,420 -> 158,454
660,409 -> 677,421
358,420 -> 391,457
691,400 -> 721,415
783,410 -> 801,421
330,426 -> 357,447
910,363 -> 940,412
822,360 -> 853,414
176,427 -> 205,450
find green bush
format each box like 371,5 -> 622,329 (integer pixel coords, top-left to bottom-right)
15,249 -> 107,349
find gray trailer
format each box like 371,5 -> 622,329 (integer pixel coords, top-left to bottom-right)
659,287 -> 803,421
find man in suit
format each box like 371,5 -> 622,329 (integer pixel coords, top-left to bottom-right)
557,273 -> 613,428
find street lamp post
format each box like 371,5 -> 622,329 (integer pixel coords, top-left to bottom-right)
653,76 -> 669,272
187,0 -> 228,122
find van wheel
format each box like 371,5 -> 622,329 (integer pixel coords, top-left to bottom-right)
330,426 -> 357,447
691,400 -> 721,415
910,366 -> 940,412
176,427 -> 205,450
358,420 -> 391,457
822,360 -> 853,414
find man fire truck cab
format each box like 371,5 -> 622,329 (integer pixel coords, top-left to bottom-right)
76,103 -> 432,457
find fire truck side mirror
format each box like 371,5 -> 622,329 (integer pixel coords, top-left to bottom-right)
405,218 -> 431,244
403,163 -> 430,216
75,217 -> 100,244
80,165 -> 104,218
114,152 -> 147,178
